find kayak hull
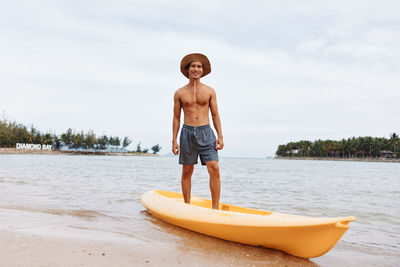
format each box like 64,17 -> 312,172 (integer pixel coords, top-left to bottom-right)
141,190 -> 355,258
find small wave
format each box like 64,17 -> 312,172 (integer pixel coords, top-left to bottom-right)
117,198 -> 136,204
45,209 -> 106,219
15,180 -> 29,185
0,205 -> 107,220
340,240 -> 400,256
0,178 -> 29,185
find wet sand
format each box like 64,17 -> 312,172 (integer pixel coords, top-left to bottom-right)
1,208 -> 399,267
1,229 -> 317,267
0,208 -> 314,267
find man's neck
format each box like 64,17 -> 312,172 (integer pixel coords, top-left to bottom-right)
188,78 -> 201,87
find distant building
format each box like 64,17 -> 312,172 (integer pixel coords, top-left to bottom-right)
380,150 -> 395,158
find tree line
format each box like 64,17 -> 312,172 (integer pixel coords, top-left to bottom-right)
276,134 -> 400,159
0,119 -> 161,154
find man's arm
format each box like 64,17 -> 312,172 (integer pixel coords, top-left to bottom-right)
209,88 -> 224,150
172,91 -> 181,155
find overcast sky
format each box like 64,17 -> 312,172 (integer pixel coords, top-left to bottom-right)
1,0 -> 399,157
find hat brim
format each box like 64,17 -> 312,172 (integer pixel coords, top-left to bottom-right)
180,53 -> 211,79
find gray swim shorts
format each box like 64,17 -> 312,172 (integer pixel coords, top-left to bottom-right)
179,124 -> 219,165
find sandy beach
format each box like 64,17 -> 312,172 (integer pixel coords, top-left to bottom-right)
2,208 -> 399,267
2,229 -> 312,267
1,229 -> 153,267
0,208 -> 318,267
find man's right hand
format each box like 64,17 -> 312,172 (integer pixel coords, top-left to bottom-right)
172,141 -> 180,155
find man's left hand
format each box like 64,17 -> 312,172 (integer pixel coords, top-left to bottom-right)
216,137 -> 224,150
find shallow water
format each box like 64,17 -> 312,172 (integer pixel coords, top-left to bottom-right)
0,154 -> 399,265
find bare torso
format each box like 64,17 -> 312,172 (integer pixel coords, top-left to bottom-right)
172,78 -> 223,153
176,82 -> 213,126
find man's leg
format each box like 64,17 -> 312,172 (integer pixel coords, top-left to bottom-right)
206,161 -> 220,209
181,164 -> 194,204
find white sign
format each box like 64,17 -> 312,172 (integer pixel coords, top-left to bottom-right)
16,143 -> 52,150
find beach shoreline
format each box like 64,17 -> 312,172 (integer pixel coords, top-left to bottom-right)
1,208 -> 399,267
274,156 -> 400,163
0,207 -> 217,267
0,148 -> 158,156
0,208 -> 316,267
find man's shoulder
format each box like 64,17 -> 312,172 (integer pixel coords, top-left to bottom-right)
200,83 -> 214,92
174,86 -> 187,95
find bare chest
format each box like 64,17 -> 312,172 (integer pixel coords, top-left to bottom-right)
180,92 -> 210,107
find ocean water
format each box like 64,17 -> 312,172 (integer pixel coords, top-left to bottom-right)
0,154 -> 399,265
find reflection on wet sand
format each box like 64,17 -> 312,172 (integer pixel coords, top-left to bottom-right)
141,210 -> 320,266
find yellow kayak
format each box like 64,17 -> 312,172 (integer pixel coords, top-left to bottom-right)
141,190 -> 356,258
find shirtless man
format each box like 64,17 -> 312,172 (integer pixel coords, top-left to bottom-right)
172,53 -> 224,210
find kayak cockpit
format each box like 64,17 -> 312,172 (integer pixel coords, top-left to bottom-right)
155,190 -> 272,216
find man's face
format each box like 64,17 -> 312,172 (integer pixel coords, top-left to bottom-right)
188,61 -> 203,79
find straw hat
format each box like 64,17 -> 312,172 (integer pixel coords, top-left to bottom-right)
180,53 -> 211,78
